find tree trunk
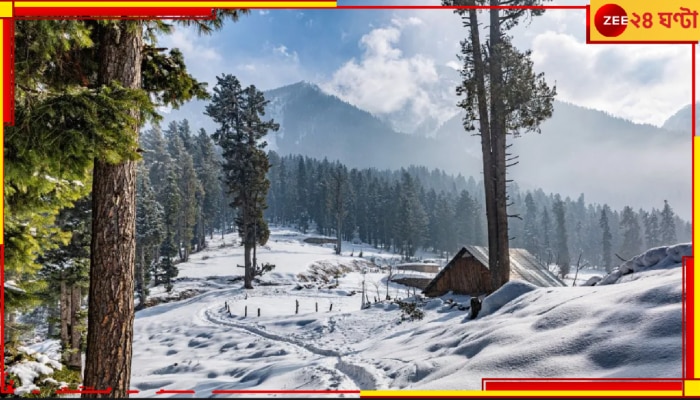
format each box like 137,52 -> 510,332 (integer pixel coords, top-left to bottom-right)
488,4 -> 511,290
84,20 -> 142,399
60,280 -> 71,364
47,302 -> 59,338
244,241 -> 253,289
68,284 -> 82,371
466,6 -> 499,293
136,246 -> 146,309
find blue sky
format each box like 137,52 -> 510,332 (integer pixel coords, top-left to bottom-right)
159,3 -> 697,128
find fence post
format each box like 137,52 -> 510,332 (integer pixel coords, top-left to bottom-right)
315,302 -> 318,312
329,303 -> 333,312
258,308 -> 261,317
244,305 -> 247,318
295,300 -> 299,315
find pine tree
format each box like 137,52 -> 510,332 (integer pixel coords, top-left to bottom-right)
156,168 -> 182,292
599,205 -> 613,272
522,192 -> 538,256
540,207 -> 552,264
393,171 -> 428,259
445,0 -> 556,292
641,209 -> 660,249
135,165 -> 165,308
552,196 -> 570,278
327,164 -> 351,255
193,128 -> 222,241
206,75 -> 279,289
619,206 -> 643,259
454,190 -> 477,246
660,200 -> 677,245
38,197 -> 91,371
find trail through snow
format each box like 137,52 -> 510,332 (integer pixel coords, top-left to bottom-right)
126,227 -> 687,397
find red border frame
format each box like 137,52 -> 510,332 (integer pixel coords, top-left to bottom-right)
0,1 -> 694,396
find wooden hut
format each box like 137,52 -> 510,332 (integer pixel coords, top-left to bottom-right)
422,246 -> 565,297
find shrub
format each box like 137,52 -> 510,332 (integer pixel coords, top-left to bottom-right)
394,299 -> 424,322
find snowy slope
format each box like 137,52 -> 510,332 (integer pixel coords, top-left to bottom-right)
128,228 -> 686,396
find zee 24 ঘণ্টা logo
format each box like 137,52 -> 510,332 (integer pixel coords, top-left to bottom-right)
594,3 -> 699,38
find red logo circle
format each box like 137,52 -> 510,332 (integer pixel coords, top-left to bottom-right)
594,4 -> 628,37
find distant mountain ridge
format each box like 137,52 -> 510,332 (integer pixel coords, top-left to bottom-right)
158,80 -> 691,220
662,103 -> 698,134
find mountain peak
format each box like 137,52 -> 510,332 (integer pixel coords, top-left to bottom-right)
662,102 -> 699,133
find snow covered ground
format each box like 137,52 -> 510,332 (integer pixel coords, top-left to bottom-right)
9,227 -> 686,396
124,227 -> 688,397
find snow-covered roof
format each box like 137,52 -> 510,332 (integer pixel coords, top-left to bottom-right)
424,246 -> 565,295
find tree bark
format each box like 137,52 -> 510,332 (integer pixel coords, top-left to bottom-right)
136,246 -> 146,309
84,21 -> 143,398
466,5 -> 499,293
488,2 -> 511,290
60,280 -> 70,364
68,284 -> 82,371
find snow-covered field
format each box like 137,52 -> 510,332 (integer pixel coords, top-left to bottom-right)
10,227 -> 687,396
124,227 -> 688,396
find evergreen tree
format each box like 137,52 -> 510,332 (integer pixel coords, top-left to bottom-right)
660,200 -> 677,245
445,0 -> 556,291
156,168 -> 182,292
641,209 -> 660,249
206,75 -> 279,289
522,192 -> 538,255
552,196 -> 570,278
599,205 -> 613,272
619,206 -> 643,259
38,197 -> 91,371
393,171 -> 428,259
193,128 -> 223,242
540,207 -> 552,264
327,164 -> 351,255
135,165 -> 165,308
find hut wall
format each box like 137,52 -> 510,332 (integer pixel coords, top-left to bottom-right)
433,257 -> 492,296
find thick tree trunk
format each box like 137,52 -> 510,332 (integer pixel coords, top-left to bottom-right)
488,3 -> 510,290
84,21 -> 142,398
68,284 -> 82,371
467,6 -> 499,293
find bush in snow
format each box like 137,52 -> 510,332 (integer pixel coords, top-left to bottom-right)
5,344 -> 81,397
254,262 -> 276,277
394,299 -> 425,322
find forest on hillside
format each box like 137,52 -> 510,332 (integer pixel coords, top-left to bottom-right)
130,118 -> 692,292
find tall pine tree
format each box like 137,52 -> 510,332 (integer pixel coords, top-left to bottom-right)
206,75 -> 279,289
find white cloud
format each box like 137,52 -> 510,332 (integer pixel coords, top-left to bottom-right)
259,10 -> 269,15
386,6 -> 693,127
530,31 -> 691,126
322,18 -> 453,129
273,45 -> 300,63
